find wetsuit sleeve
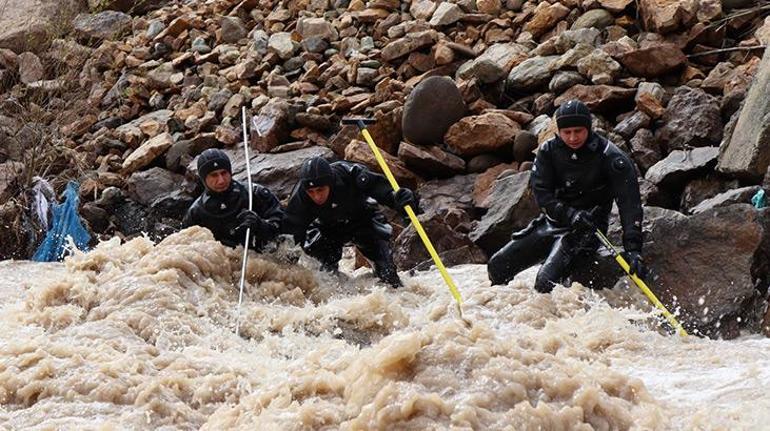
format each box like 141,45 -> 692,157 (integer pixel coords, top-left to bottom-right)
281,189 -> 313,245
181,201 -> 199,228
531,144 -> 573,226
347,163 -> 397,207
605,151 -> 644,252
252,185 -> 283,242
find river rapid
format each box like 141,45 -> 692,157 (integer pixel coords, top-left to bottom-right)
0,227 -> 767,430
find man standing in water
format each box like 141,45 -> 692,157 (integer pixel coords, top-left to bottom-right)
282,156 -> 420,288
183,148 -> 283,251
488,100 -> 646,292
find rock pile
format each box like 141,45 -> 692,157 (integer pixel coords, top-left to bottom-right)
2,0 -> 770,337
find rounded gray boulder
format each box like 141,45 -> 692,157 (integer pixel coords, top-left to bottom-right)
402,76 -> 466,146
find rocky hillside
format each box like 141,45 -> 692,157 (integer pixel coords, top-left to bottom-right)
1,0 -> 770,337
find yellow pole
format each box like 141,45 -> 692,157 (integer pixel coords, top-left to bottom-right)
594,230 -> 688,337
353,124 -> 466,319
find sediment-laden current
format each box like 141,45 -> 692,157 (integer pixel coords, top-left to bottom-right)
0,227 -> 767,430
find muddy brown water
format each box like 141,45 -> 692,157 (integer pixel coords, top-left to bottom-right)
0,227 -> 767,430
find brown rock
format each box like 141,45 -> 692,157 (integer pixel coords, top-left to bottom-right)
444,112 -> 520,157
434,43 -> 455,65
418,174 -> 478,216
599,0 -> 633,13
467,154 -> 505,173
657,86 -> 722,150
365,108 -> 403,155
723,56 -> 760,96
476,0 -> 502,15
524,2 -> 570,38
215,126 -> 240,146
344,140 -> 421,189
410,0 -> 437,20
122,132 -> 174,174
638,0 -> 698,34
629,128 -> 661,172
61,114 -> 97,138
513,130 -> 538,162
469,171 -> 540,254
0,0 -> 85,53
618,43 -> 686,77
381,30 -> 437,62
328,125 -> 361,157
394,211 -> 487,270
398,142 -> 466,177
18,52 -> 44,84
473,162 -> 517,207
554,84 -> 636,113
636,91 -> 666,119
154,16 -> 190,41
251,99 -> 291,152
0,48 -> 17,70
718,48 -> 770,180
643,205 -> 765,337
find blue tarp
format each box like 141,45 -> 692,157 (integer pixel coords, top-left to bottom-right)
32,181 -> 91,262
752,189 -> 766,209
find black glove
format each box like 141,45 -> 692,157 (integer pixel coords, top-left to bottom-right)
393,188 -> 418,209
393,188 -> 422,223
621,250 -> 647,279
569,209 -> 596,232
236,209 -> 264,233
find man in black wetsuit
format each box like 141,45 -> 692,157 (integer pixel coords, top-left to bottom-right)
282,156 -> 420,287
488,100 -> 646,292
182,148 -> 283,251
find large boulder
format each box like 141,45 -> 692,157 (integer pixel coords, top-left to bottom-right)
657,87 -> 722,150
126,167 -> 193,219
165,133 -> 218,172
402,76 -> 466,146
121,133 -> 175,174
417,174 -> 478,217
617,43 -> 687,77
718,47 -> 770,180
394,211 -> 486,271
72,11 -> 132,42
444,112 -> 520,157
469,171 -> 540,255
553,84 -> 636,114
506,55 -> 559,93
18,52 -> 44,84
457,43 -> 528,84
0,0 -> 85,53
229,146 -> 336,200
114,109 -> 174,147
250,99 -> 292,153
524,2 -> 570,37
643,205 -> 767,338
645,147 -> 719,190
638,0 -> 699,34
690,186 -> 761,214
381,30 -> 437,62
397,142 -> 466,178
473,163 -> 518,208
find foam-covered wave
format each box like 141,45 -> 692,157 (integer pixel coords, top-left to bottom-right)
0,227 -> 767,430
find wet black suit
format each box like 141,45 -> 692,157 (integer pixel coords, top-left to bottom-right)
487,133 -> 643,292
182,180 -> 283,251
282,161 -> 403,286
